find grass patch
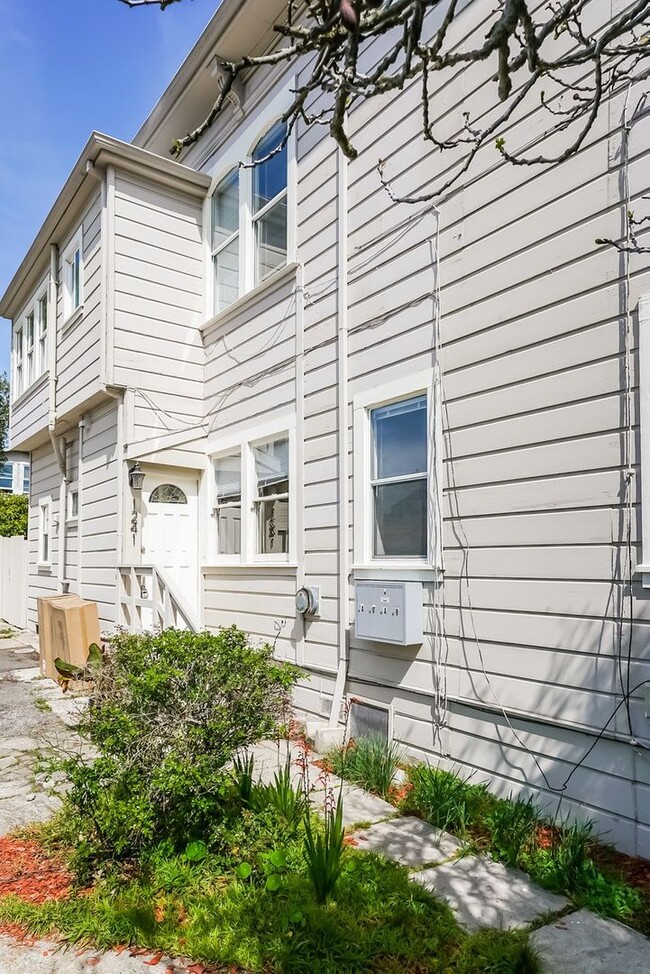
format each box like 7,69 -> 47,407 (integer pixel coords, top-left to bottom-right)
327,750 -> 647,931
395,764 -> 645,928
33,697 -> 52,713
328,736 -> 402,799
0,828 -> 541,974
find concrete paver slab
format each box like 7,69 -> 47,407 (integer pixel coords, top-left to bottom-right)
531,908 -> 650,973
412,855 -> 568,931
0,937 -> 184,973
311,782 -> 395,827
352,816 -> 462,866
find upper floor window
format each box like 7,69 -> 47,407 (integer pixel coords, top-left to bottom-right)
62,229 -> 83,322
12,283 -> 48,401
13,325 -> 24,398
252,122 -> 288,286
210,119 -> 289,315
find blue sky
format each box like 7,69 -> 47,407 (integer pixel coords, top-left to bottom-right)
0,0 -> 218,377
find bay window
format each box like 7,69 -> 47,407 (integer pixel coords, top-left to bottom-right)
214,451 -> 242,555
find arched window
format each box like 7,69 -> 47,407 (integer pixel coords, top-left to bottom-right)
210,119 -> 289,314
252,121 -> 288,285
149,484 -> 187,504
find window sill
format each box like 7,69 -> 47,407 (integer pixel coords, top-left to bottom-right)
201,262 -> 299,338
12,371 -> 49,409
352,564 -> 442,582
61,305 -> 84,335
202,563 -> 298,573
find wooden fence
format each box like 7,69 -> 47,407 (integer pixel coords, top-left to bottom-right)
0,536 -> 28,630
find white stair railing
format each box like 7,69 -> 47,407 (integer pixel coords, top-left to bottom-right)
117,565 -> 201,633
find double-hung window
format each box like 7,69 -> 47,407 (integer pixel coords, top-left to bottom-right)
38,497 -> 52,568
37,294 -> 48,373
254,436 -> 290,555
214,451 -> 242,555
25,312 -> 35,389
212,428 -> 293,562
12,281 -> 48,402
62,229 -> 83,322
210,118 -> 289,315
212,169 -> 240,313
354,373 -> 440,571
13,325 -> 24,398
371,396 -> 428,558
252,122 -> 288,286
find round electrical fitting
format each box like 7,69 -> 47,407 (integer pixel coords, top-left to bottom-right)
295,586 -> 320,616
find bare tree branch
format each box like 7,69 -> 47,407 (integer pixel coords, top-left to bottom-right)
122,0 -> 650,200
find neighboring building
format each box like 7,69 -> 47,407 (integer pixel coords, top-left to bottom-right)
0,452 -> 30,495
1,1 -> 649,856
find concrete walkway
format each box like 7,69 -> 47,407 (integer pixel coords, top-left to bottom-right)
0,632 -> 648,973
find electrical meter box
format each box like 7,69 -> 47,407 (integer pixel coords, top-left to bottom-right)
355,581 -> 423,646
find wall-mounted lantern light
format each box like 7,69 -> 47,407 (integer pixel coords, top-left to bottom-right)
129,461 -> 146,491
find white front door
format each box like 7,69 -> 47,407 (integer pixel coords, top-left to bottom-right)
141,467 -> 199,613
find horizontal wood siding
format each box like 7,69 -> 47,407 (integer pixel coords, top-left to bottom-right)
56,192 -> 104,418
324,6 -> 650,855
78,400 -> 119,628
113,174 -> 205,447
10,376 -> 49,450
27,444 -> 61,628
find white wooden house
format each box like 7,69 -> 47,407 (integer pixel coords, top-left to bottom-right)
1,0 -> 650,857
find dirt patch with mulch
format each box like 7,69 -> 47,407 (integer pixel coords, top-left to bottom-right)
0,836 -> 73,904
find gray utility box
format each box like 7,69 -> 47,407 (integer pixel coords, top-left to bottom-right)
355,581 -> 423,646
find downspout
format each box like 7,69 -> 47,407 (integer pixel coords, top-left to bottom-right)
47,242 -> 70,590
56,439 -> 68,592
329,148 -> 350,728
78,416 -> 87,599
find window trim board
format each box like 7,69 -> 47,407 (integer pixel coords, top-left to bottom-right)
353,369 -> 442,574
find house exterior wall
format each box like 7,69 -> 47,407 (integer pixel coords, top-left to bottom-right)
26,398 -> 119,631
55,191 -> 104,420
186,3 -> 650,856
113,173 -> 206,449
4,0 -> 649,857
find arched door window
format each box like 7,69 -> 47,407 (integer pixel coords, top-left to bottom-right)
149,484 -> 188,504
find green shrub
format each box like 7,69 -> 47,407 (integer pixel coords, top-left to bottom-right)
54,626 -> 300,874
330,735 -> 402,798
0,493 -> 28,537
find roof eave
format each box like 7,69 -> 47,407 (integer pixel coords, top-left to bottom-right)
0,133 -> 211,321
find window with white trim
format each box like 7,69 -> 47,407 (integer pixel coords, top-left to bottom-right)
13,325 -> 24,399
371,395 -> 428,558
211,428 -> 293,562
214,451 -> 242,555
25,312 -> 35,389
62,229 -> 83,321
353,372 -> 440,571
67,488 -> 79,521
254,436 -> 289,555
38,294 -> 48,374
38,497 -> 52,567
210,119 -> 288,315
12,286 -> 48,401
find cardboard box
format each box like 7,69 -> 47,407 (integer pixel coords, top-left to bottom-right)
37,594 -> 80,679
38,595 -> 101,681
